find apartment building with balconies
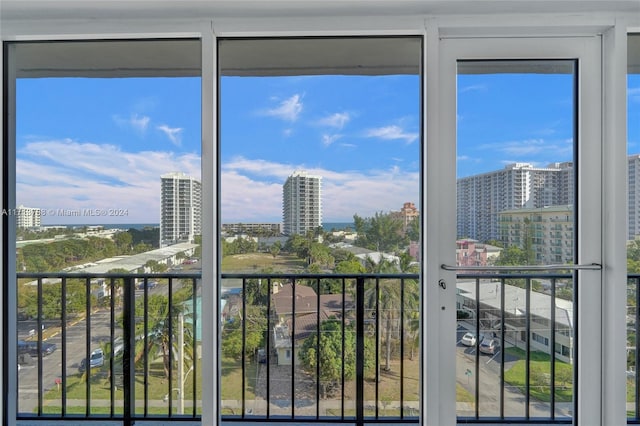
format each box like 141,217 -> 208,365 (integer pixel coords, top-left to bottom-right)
282,171 -> 322,236
160,172 -> 202,247
457,162 -> 573,243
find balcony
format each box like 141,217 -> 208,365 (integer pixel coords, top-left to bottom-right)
14,270 -> 636,424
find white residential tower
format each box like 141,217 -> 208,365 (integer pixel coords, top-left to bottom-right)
282,171 -> 322,236
160,172 -> 202,247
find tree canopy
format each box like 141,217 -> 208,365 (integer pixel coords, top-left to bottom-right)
353,212 -> 407,254
299,318 -> 356,398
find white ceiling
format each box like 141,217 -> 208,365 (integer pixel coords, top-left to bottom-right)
3,1 -> 639,77
1,0 -> 639,21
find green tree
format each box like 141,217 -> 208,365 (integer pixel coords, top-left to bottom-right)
354,212 -> 406,253
361,256 -> 420,372
285,234 -> 311,262
309,242 -> 334,270
128,289 -> 194,380
406,215 -> 420,242
222,305 -> 267,360
113,231 -> 133,253
334,259 -> 366,274
145,259 -> 168,273
299,318 -> 356,398
269,241 -> 282,258
495,245 -> 528,266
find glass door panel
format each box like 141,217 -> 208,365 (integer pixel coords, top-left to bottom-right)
217,37 -> 422,422
455,59 -> 576,420
627,32 -> 640,420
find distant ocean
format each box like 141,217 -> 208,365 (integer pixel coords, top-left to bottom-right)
54,222 -> 351,232
52,223 -> 159,230
323,222 -> 354,231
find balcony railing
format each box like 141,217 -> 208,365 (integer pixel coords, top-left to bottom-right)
16,272 -> 201,424
220,273 -> 420,424
12,271 -> 640,424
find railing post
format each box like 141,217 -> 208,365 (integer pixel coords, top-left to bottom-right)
122,276 -> 135,426
356,277 -> 364,426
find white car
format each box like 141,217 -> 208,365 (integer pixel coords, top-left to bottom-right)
461,332 -> 477,346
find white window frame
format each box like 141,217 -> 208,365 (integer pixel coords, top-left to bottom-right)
0,12 -> 634,426
438,33 -> 627,426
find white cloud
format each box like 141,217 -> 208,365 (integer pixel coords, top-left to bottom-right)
459,84 -> 488,94
157,124 -> 183,146
365,125 -> 418,144
17,139 -> 200,224
479,138 -> 566,157
130,114 -> 151,132
339,143 -> 357,149
113,113 -> 151,134
262,94 -> 303,122
322,134 -> 342,146
317,112 -> 350,129
221,156 -> 418,222
17,141 -> 418,224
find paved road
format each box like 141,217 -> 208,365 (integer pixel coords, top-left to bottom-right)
17,309 -> 117,414
455,327 -> 573,419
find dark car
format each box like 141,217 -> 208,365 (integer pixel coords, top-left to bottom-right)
17,340 -> 30,356
137,280 -> 158,290
25,341 -> 57,357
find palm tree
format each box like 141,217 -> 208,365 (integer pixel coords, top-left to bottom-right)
131,292 -> 195,380
363,255 -> 420,372
363,257 -> 401,373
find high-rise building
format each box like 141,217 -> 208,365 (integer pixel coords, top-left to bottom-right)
498,205 -> 574,264
457,162 -> 573,242
629,155 -> 640,239
160,172 -> 202,247
282,171 -> 322,236
16,205 -> 41,228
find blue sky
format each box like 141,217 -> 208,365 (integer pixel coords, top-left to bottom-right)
14,71 -> 640,225
458,72 -> 575,176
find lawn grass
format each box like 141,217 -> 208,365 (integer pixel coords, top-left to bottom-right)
221,253 -> 306,273
457,383 -> 475,403
503,347 -> 573,403
42,357 -> 202,415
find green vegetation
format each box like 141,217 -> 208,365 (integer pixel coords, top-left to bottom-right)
19,278 -> 93,319
299,319 -> 357,398
42,353 -> 201,415
221,252 -> 306,272
222,305 -> 267,360
503,347 -> 573,403
18,229 -> 157,273
353,212 -> 408,253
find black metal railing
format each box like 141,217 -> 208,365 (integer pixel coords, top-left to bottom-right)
219,273 -> 420,424
455,272 -> 574,424
15,270 -> 640,424
628,274 -> 640,423
16,272 -> 201,424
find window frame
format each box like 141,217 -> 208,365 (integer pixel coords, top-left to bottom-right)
0,13 -> 634,426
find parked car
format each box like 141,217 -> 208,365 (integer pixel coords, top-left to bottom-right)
17,340 -> 30,355
137,280 -> 158,290
479,338 -> 500,355
257,348 -> 267,363
79,349 -> 104,372
23,341 -> 57,357
460,332 -> 477,346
